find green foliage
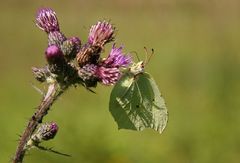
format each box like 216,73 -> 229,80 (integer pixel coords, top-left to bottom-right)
109,68 -> 168,133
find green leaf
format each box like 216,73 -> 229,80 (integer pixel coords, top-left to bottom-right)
109,72 -> 168,133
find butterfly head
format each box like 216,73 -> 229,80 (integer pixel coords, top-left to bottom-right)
130,61 -> 144,76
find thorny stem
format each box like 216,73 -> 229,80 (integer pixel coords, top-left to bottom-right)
13,82 -> 64,163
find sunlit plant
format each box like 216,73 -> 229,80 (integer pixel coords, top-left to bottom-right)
13,8 -> 168,163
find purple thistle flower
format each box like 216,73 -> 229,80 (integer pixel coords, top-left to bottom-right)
103,44 -> 132,68
45,45 -> 64,63
96,66 -> 121,85
88,21 -> 115,46
36,8 -> 60,33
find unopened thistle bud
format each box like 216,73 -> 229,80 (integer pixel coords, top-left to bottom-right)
88,21 -> 115,47
31,122 -> 58,144
32,67 -> 49,82
45,45 -> 64,64
36,8 -> 60,33
61,37 -> 81,61
48,31 -> 66,47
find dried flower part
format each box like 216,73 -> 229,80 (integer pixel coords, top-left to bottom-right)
48,31 -> 66,47
45,45 -> 64,64
32,67 -> 49,82
103,44 -> 132,68
88,21 -> 115,47
96,66 -> 121,85
36,8 -> 60,33
76,44 -> 101,67
32,122 -> 58,143
61,37 -> 81,61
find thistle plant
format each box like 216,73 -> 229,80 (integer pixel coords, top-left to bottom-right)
13,8 -> 168,163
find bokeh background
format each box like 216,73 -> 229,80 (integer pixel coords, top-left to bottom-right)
1,0 -> 240,162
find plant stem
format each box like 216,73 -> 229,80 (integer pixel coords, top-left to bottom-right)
13,83 -> 63,163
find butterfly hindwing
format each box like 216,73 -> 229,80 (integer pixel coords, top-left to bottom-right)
109,71 -> 168,133
137,73 -> 168,133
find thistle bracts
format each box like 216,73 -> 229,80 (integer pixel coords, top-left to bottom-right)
61,37 -> 81,61
78,64 -> 98,87
48,31 -> 66,47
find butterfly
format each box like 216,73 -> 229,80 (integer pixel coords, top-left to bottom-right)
109,48 -> 168,133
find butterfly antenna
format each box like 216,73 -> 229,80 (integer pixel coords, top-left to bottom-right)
130,51 -> 140,62
144,47 -> 154,66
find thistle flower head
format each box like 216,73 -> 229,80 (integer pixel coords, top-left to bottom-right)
36,8 -> 60,33
103,44 -> 132,68
88,21 -> 115,46
45,45 -> 64,63
96,66 -> 121,85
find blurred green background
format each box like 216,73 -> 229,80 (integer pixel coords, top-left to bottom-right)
1,0 -> 240,162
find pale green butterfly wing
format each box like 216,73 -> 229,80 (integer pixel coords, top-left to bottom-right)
109,72 -> 137,130
138,73 -> 168,133
109,71 -> 168,133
